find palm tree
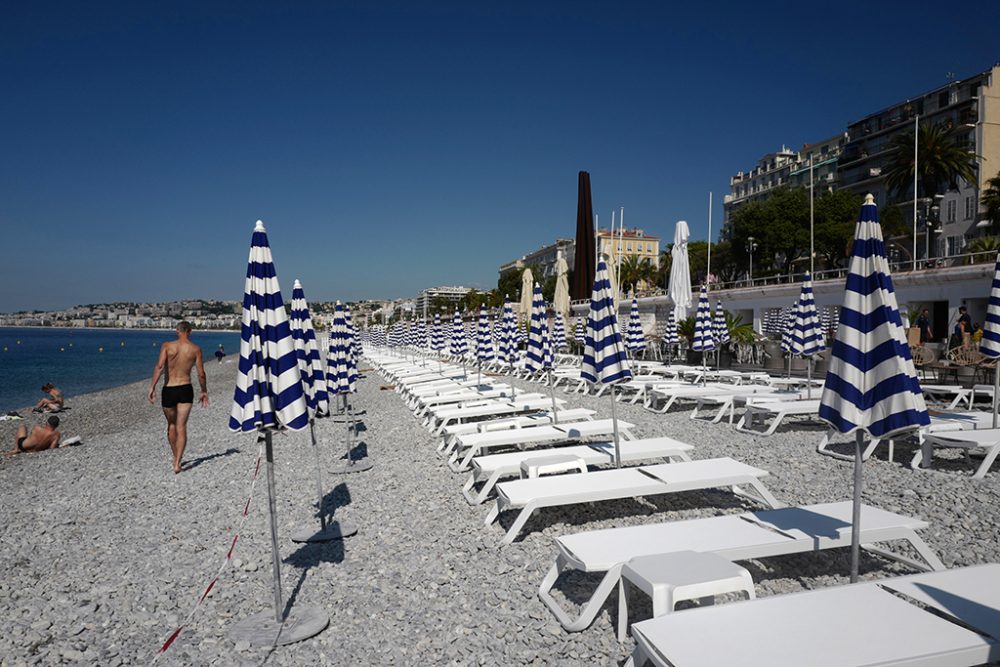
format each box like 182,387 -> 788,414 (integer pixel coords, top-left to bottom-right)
982,171 -> 1000,229
884,121 -> 978,200
619,255 -> 656,293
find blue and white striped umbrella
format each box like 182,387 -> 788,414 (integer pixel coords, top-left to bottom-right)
476,305 -> 495,362
289,280 -> 329,419
344,305 -> 362,362
416,318 -> 428,350
501,297 -> 518,366
574,317 -> 586,345
626,297 -> 646,354
524,283 -> 546,373
552,312 -> 567,351
430,313 -> 444,353
713,302 -> 730,345
327,302 -> 357,396
229,220 -> 308,433
690,286 -> 716,353
581,259 -> 632,386
779,306 -> 795,353
789,273 -> 825,358
980,250 -> 1000,427
663,312 -> 679,345
818,194 -> 928,583
541,324 -> 554,370
449,310 -> 468,357
581,258 -> 632,466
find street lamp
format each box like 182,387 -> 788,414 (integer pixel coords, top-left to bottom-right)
746,236 -> 758,284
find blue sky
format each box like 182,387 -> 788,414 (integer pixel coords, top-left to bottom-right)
2,2 -> 998,311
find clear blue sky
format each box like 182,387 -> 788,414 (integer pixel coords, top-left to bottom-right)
2,2 -> 998,311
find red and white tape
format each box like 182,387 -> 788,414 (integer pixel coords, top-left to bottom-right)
151,438 -> 264,662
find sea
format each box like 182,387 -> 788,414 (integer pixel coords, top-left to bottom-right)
0,327 -> 240,413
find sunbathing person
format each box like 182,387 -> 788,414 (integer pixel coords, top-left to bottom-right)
11,416 -> 61,454
33,383 -> 64,412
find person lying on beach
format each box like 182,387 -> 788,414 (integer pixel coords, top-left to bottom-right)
214,344 -> 226,363
148,321 -> 209,474
11,415 -> 61,454
33,383 -> 64,412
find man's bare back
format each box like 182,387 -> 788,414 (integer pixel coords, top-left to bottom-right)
11,416 -> 61,454
148,322 -> 208,473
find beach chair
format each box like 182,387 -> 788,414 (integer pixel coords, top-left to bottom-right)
426,395 -> 560,433
642,384 -> 734,413
446,419 -> 635,472
817,411 -> 993,463
918,429 -> 1000,478
735,399 -> 823,435
461,436 -> 694,504
921,384 -> 975,410
486,457 -> 781,546
437,408 -> 597,451
538,501 -> 944,632
625,564 -> 1000,667
690,390 -> 809,424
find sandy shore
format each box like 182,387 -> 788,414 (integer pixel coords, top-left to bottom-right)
3,355 -> 1000,666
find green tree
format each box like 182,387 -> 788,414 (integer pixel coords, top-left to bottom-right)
884,121 -> 978,201
726,187 -> 810,276
619,255 -> 656,293
812,189 -> 862,269
982,171 -> 1000,231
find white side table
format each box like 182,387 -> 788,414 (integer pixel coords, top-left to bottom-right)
519,454 -> 588,479
617,550 -> 755,641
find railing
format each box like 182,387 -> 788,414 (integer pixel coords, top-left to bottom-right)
569,248 -> 998,306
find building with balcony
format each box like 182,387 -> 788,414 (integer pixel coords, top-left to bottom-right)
498,238 -> 576,279
414,286 -> 471,316
596,228 -> 659,268
837,63 -> 1000,260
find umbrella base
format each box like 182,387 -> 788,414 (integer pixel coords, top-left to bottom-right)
229,605 -> 328,647
330,460 -> 373,474
289,519 -> 358,543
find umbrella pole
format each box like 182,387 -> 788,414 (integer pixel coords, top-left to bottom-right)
547,369 -> 559,424
510,362 -> 516,401
291,419 -> 358,543
310,420 -> 327,531
994,363 -> 999,430
850,430 -> 863,584
807,357 -> 813,401
264,430 -> 284,623
478,361 -> 482,389
609,386 -> 622,468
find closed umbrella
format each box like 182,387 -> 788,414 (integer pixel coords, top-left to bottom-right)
789,273 -> 826,399
553,255 -> 571,319
475,304 -> 494,387
780,304 -> 795,378
344,305 -> 363,365
552,312 -> 567,352
520,268 -> 534,325
430,312 -> 444,371
661,311 -> 679,362
819,194 -> 929,582
981,250 -> 1000,428
289,281 -> 356,544
581,258 -> 633,465
228,221 -> 325,645
691,286 -> 716,379
328,302 -> 368,475
500,296 -> 518,399
572,171 -> 596,301
668,220 -> 693,322
713,302 -> 730,346
524,283 -> 545,376
574,316 -> 586,348
449,310 -> 468,377
626,296 -> 646,358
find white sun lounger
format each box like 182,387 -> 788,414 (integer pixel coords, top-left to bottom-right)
626,564 -> 1000,667
427,395 -> 562,434
412,386 -> 515,415
921,384 -> 975,410
642,384 -> 741,413
539,501 -> 944,632
918,429 -> 1000,478
437,408 -> 597,451
446,419 -> 635,472
735,399 -> 823,435
817,411 -> 994,463
690,390 -> 809,424
486,457 -> 780,546
461,436 -> 694,504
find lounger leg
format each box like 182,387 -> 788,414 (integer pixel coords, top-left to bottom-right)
461,475 -> 478,503
450,447 -> 478,473
538,563 -> 626,632
484,503 -> 500,526
861,531 -> 946,572
501,503 -> 537,545
617,579 -> 630,641
973,446 -> 1000,479
762,412 -> 784,436
731,479 -> 783,508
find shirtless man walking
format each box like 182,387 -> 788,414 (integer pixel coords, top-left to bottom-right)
148,321 -> 209,473
10,415 -> 61,454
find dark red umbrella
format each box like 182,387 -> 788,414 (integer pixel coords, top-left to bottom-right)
571,171 -> 595,301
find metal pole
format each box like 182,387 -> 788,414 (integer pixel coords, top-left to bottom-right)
806,357 -> 813,401
850,430 -> 863,584
913,114 -> 919,270
809,156 -> 815,276
706,192 -> 712,291
609,386 -> 622,468
993,361 -> 999,429
547,368 -> 559,424
309,421 -> 327,531
264,430 -> 285,623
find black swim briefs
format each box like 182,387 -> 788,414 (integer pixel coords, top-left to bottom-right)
162,384 -> 194,408
16,436 -> 27,452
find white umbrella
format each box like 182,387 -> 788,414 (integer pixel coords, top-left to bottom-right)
605,252 -> 621,314
819,194 -> 929,582
668,220 -> 692,322
520,267 -> 534,324
553,255 -> 571,318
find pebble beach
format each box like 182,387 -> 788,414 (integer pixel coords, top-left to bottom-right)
3,357 -> 1000,666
